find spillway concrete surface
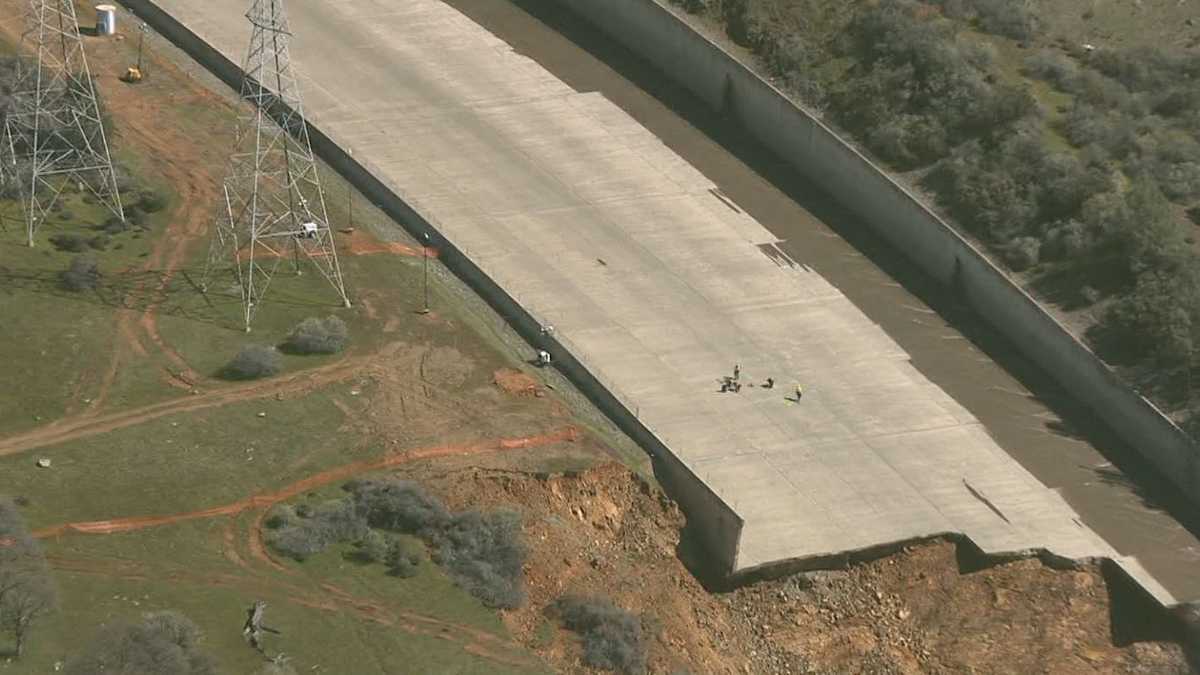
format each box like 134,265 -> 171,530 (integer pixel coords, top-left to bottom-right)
148,0 -> 1173,601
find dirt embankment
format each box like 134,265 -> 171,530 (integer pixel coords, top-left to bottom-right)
421,463 -> 1192,674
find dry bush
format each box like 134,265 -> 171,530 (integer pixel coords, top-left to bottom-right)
554,596 -> 647,674
64,611 -> 217,675
426,510 -> 526,609
221,344 -> 281,381
348,479 -> 450,532
347,479 -> 527,607
265,499 -> 368,561
0,498 -> 57,659
280,316 -> 348,355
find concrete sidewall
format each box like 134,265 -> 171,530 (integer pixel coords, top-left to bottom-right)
124,0 -> 746,574
549,0 -> 1200,502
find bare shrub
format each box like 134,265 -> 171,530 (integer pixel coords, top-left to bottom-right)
347,479 -> 526,607
64,610 -> 217,675
427,510 -> 526,608
0,498 -> 57,659
265,524 -> 329,562
348,479 -> 450,533
221,345 -> 281,381
281,316 -> 348,355
266,499 -> 368,561
60,255 -> 100,292
554,596 -> 647,675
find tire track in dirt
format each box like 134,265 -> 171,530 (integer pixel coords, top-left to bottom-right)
31,425 -> 579,538
0,349 -> 382,457
108,79 -> 220,390
0,19 -> 218,416
34,426 -> 578,669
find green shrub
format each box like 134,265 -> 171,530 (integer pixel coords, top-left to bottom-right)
1023,50 -> 1079,90
1096,264 -> 1200,366
1004,237 -> 1040,271
127,206 -> 148,228
554,596 -> 647,675
1060,105 -> 1139,158
669,0 -> 707,13
221,345 -> 281,381
923,139 -> 1039,240
384,539 -> 420,578
351,530 -> 390,564
1089,47 -> 1200,93
60,255 -> 100,292
829,0 -> 1035,166
1039,220 -> 1092,262
1082,181 -> 1188,280
101,216 -> 129,235
138,189 -> 169,213
263,504 -> 297,530
49,233 -> 88,252
931,0 -> 1039,40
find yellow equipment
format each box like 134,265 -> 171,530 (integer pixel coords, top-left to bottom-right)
120,66 -> 143,83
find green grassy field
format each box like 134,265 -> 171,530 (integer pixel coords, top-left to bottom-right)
0,227 -> 560,672
0,36 -> 597,675
1,209 -> 590,669
0,4 -> 672,669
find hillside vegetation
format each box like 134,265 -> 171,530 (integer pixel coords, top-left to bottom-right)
674,0 -> 1200,432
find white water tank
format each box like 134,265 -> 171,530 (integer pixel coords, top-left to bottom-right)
95,5 -> 117,36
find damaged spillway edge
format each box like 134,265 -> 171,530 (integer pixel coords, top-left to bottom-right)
122,0 -> 1193,655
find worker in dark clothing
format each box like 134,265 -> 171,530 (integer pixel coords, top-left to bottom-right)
764,377 -> 774,389
733,364 -> 741,381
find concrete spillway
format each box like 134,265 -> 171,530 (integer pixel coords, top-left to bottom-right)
143,0 -> 1173,603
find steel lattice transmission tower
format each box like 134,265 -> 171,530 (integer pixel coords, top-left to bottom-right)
3,0 -> 125,246
202,0 -> 350,331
